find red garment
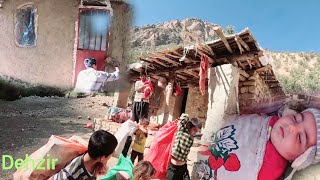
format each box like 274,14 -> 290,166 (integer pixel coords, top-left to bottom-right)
199,55 -> 209,95
258,116 -> 288,180
174,82 -> 182,96
143,81 -> 154,99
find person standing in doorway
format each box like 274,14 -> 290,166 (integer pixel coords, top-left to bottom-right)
132,72 -> 152,124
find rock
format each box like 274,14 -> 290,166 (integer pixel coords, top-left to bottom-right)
102,102 -> 107,106
21,129 -> 25,132
77,116 -> 82,119
87,116 -> 91,120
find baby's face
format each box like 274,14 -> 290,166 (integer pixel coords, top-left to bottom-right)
271,112 -> 317,160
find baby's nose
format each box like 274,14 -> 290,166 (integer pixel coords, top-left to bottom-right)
288,123 -> 300,134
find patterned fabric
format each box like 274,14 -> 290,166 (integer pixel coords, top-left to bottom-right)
74,68 -> 119,93
172,114 -> 194,162
54,154 -> 96,180
193,114 -> 271,180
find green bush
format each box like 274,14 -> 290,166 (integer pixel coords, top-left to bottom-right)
0,80 -> 22,101
0,78 -> 65,101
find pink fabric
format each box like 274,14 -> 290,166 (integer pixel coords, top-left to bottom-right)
13,135 -> 88,180
143,81 -> 154,99
199,55 -> 209,95
144,121 -> 178,179
258,116 -> 288,180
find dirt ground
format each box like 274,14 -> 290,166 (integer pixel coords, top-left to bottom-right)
0,96 -> 117,180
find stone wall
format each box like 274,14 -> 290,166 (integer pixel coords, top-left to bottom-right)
185,86 -> 208,124
148,84 -> 208,126
239,71 -> 283,114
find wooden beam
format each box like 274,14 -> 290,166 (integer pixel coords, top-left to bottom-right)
253,59 -> 262,68
139,58 -> 163,69
213,26 -> 233,54
196,49 -> 214,64
239,69 -> 250,78
149,53 -> 180,66
131,64 -> 199,78
165,53 -> 182,59
235,36 -> 244,54
237,60 -> 246,69
180,71 -> 195,79
176,74 -> 188,80
246,59 -> 253,69
184,70 -> 199,78
235,35 -> 250,51
144,57 -> 168,67
256,64 -> 272,72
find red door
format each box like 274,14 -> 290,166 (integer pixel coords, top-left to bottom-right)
73,8 -> 111,86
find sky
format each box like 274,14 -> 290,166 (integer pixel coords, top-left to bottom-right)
131,0 -> 320,52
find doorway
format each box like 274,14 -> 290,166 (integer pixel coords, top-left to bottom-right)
73,8 -> 111,86
180,88 -> 189,114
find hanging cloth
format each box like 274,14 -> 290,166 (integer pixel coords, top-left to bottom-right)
199,54 -> 209,95
174,81 -> 182,96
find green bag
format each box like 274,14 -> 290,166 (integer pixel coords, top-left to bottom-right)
101,154 -> 133,180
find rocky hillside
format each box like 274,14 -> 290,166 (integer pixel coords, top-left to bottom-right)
130,18 -> 235,47
129,18 -> 320,96
128,18 -> 235,63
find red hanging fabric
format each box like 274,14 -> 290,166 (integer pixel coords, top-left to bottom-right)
199,54 -> 209,95
143,81 -> 154,99
174,82 -> 182,96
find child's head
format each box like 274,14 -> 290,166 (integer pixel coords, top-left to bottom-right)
271,108 -> 320,170
133,161 -> 156,180
187,117 -> 202,136
139,72 -> 147,82
88,130 -> 118,164
136,125 -> 148,137
271,110 -> 317,160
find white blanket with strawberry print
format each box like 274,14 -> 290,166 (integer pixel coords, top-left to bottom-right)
193,114 -> 271,180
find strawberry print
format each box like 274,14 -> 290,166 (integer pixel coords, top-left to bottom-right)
208,155 -> 224,170
195,125 -> 241,180
223,153 -> 240,171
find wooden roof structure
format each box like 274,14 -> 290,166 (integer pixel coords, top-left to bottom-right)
128,26 -> 285,98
